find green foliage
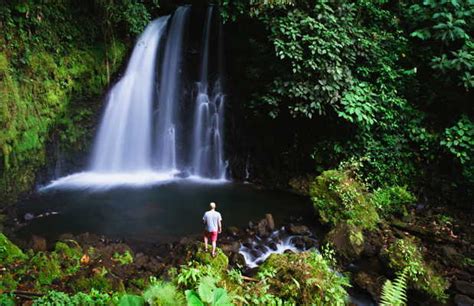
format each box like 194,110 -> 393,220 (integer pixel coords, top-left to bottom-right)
54,240 -> 83,275
113,250 -> 134,265
309,169 -> 379,229
409,0 -> 473,90
0,232 -> 27,264
143,280 -> 186,306
371,186 -> 416,217
259,251 -> 349,305
193,246 -> 229,273
32,289 -> 113,306
0,1 -> 131,206
380,268 -> 408,306
0,293 -> 15,306
117,294 -> 145,306
441,115 -> 474,182
32,290 -> 71,306
30,252 -> 63,287
72,271 -> 112,293
185,276 -> 233,306
385,238 -> 448,302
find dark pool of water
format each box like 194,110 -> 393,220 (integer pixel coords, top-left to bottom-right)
16,181 -> 315,243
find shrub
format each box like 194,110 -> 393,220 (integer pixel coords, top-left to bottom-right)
185,276 -> 233,306
32,291 -> 71,305
54,241 -> 83,275
259,251 -> 349,305
113,250 -> 134,265
371,186 -> 416,217
143,280 -> 186,306
384,238 -> 448,302
310,170 -> 379,229
0,293 -> 15,306
30,252 -> 62,287
0,233 -> 27,264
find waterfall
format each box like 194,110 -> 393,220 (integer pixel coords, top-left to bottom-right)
90,17 -> 169,173
42,6 -> 228,190
191,6 -> 227,179
155,6 -> 190,172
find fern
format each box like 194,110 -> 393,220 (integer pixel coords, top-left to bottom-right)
380,269 -> 408,306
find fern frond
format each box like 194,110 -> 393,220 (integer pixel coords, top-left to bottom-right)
380,269 -> 408,306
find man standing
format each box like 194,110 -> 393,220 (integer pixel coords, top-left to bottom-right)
203,202 -> 222,257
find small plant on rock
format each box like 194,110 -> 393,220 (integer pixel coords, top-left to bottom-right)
385,238 -> 448,302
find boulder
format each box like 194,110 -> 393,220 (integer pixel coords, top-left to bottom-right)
257,219 -> 270,237
326,223 -> 364,261
354,271 -> 386,302
31,235 -> 47,252
265,214 -> 275,231
226,226 -> 240,237
441,245 -> 464,266
455,280 -> 474,298
455,294 -> 474,306
287,224 -> 310,235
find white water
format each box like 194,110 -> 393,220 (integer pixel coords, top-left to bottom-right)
154,6 -> 190,171
239,229 -> 318,268
91,18 -> 168,173
191,6 -> 227,179
41,6 -> 229,191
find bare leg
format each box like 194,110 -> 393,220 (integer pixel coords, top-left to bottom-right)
212,240 -> 216,256
204,235 -> 208,251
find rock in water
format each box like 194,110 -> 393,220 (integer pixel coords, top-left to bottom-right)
265,213 -> 275,230
31,235 -> 47,252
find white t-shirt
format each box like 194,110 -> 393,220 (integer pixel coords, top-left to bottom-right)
203,210 -> 222,232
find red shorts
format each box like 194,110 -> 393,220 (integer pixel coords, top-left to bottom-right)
204,231 -> 218,242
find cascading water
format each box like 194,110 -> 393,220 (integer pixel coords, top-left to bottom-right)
191,6 -> 227,179
154,6 -> 190,172
41,6 -> 228,190
91,17 -> 168,173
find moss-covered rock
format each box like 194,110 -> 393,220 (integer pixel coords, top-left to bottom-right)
326,222 -> 364,261
310,169 -> 379,229
259,251 -> 350,305
30,252 -> 63,287
54,240 -> 83,275
383,237 -> 448,302
193,245 -> 229,273
0,233 -> 27,265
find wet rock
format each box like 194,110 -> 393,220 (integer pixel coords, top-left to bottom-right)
455,271 -> 472,282
269,242 -> 278,251
257,219 -> 270,237
363,230 -> 383,257
134,253 -> 148,268
229,252 -> 246,267
226,226 -> 240,237
455,280 -> 474,298
265,214 -> 275,231
292,236 -> 305,249
179,237 -> 194,245
287,224 -> 310,235
302,236 -> 317,249
326,223 -> 364,261
31,235 -> 47,252
441,245 -> 463,266
354,271 -> 386,302
455,294 -> 474,306
220,242 -> 240,254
